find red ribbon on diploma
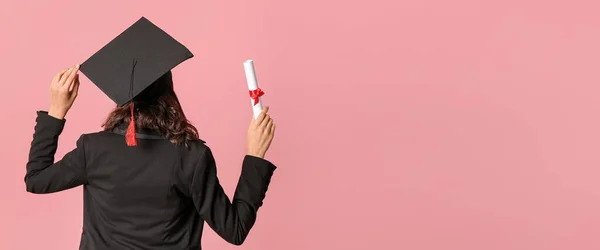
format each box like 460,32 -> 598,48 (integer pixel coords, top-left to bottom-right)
249,88 -> 264,106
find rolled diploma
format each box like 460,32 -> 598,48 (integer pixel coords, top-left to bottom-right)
244,60 -> 263,119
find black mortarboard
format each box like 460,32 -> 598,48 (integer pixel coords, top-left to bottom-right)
79,16 -> 194,146
80,16 -> 193,107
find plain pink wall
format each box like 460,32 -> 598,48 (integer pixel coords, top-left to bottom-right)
1,0 -> 599,249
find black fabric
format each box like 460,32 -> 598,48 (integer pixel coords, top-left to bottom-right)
110,122 -> 167,140
25,111 -> 277,250
79,16 -> 194,106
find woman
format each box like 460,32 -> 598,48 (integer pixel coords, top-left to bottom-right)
25,64 -> 276,249
26,17 -> 278,249
26,17 -> 277,249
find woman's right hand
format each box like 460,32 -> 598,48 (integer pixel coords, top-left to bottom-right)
48,65 -> 80,120
247,107 -> 276,159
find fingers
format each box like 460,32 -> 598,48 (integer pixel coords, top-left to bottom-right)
71,79 -> 80,99
70,74 -> 80,92
63,64 -> 80,90
269,123 -> 276,140
264,117 -> 273,134
259,114 -> 271,128
267,118 -> 275,136
254,106 -> 270,125
58,67 -> 74,86
52,68 -> 69,87
52,69 -> 65,83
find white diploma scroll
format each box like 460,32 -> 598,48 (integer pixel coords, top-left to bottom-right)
244,60 -> 263,119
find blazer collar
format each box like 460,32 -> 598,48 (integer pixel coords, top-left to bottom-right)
110,122 -> 165,139
110,122 -> 206,143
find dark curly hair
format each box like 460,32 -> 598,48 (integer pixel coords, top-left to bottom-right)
101,71 -> 199,145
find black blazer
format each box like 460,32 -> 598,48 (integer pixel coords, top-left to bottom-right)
25,111 -> 277,250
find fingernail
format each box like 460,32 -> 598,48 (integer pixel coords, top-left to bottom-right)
76,64 -> 80,68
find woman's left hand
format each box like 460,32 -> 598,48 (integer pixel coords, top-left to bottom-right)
48,64 -> 80,119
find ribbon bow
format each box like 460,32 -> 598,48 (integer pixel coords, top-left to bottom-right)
249,88 -> 265,106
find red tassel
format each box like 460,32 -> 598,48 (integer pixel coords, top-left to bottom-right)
126,103 -> 137,146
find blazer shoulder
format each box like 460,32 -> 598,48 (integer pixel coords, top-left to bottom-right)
183,139 -> 209,157
80,130 -> 120,142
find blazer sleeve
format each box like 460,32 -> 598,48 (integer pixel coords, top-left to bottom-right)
24,111 -> 87,194
190,146 -> 276,246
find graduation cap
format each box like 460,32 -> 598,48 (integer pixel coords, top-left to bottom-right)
80,16 -> 194,146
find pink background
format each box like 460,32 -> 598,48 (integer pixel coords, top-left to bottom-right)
1,0 -> 599,249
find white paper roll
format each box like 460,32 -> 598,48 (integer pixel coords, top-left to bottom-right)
244,60 -> 263,119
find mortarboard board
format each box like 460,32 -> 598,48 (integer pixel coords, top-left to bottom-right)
80,16 -> 193,106
79,16 -> 194,146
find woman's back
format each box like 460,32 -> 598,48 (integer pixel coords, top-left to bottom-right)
79,130 -> 204,249
27,113 -> 276,250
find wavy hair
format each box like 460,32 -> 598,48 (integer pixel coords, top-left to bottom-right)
102,71 -> 199,145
